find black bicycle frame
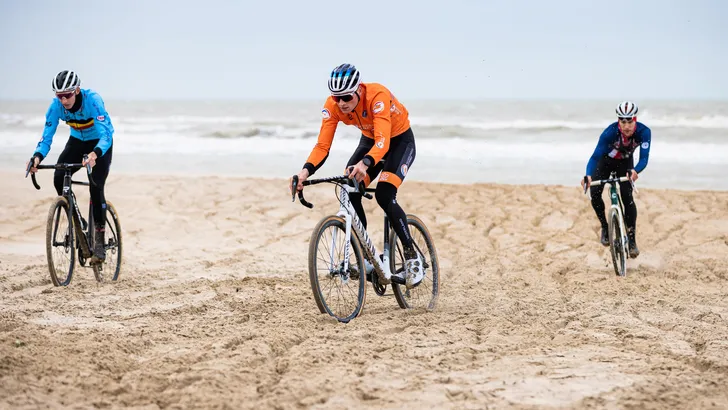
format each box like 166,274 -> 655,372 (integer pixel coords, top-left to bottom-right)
29,156 -> 97,259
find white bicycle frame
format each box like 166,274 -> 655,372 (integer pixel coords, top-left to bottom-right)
588,174 -> 637,260
331,184 -> 397,285
607,179 -> 629,255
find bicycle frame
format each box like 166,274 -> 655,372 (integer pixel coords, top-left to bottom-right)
586,172 -> 635,266
334,183 -> 398,285
29,158 -> 97,261
586,171 -> 634,222
64,174 -> 95,259
292,175 -> 406,286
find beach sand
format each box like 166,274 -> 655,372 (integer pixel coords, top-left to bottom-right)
2,170 -> 728,409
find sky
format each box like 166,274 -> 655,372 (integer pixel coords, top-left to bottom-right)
1,0 -> 726,101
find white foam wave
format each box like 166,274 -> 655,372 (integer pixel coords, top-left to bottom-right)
4,112 -> 728,137
6,130 -> 722,166
412,115 -> 728,131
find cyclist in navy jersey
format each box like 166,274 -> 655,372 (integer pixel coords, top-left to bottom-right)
581,101 -> 651,258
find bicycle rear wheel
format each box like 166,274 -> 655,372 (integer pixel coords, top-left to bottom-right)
390,215 -> 440,310
608,209 -> 628,277
46,197 -> 75,286
92,201 -> 123,282
308,215 -> 367,323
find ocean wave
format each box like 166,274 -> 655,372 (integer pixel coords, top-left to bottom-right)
119,114 -> 728,140
118,115 -> 254,125
3,112 -> 728,141
4,128 -> 727,166
114,137 -> 728,164
647,115 -> 728,129
410,117 -> 605,131
201,128 -> 319,139
412,115 -> 728,131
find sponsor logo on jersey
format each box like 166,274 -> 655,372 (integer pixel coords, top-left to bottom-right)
372,101 -> 385,114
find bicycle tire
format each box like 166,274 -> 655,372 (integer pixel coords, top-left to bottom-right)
307,215 -> 367,323
390,214 -> 440,311
46,197 -> 75,286
608,209 -> 628,277
92,201 -> 123,282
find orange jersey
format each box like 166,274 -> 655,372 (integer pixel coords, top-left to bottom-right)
305,83 -> 411,169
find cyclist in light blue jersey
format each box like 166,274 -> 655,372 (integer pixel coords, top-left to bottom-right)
26,70 -> 115,263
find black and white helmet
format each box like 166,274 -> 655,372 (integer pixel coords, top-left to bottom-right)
615,101 -> 638,118
328,64 -> 361,96
52,70 -> 81,93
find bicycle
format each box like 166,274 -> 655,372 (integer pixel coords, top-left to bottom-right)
25,155 -> 123,286
584,172 -> 637,277
291,174 -> 439,323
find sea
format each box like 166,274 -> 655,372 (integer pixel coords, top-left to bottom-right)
2,99 -> 727,190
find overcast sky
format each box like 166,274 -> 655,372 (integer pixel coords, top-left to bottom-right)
1,0 -> 725,100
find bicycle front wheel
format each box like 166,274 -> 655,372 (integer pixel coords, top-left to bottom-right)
46,197 -> 75,286
92,201 -> 123,282
308,215 -> 367,323
608,209 -> 628,277
390,214 -> 440,311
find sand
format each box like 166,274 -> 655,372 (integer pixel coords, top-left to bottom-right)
1,170 -> 728,409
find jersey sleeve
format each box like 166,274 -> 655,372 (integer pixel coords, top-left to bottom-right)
33,100 -> 61,160
634,127 -> 651,173
304,101 -> 340,175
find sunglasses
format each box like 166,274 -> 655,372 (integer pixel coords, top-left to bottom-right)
332,94 -> 355,103
618,117 -> 635,123
56,91 -> 75,100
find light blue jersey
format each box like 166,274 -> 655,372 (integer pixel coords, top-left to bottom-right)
34,89 -> 114,160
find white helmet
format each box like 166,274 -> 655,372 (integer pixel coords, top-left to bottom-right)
615,101 -> 638,118
328,64 -> 361,96
52,70 -> 81,93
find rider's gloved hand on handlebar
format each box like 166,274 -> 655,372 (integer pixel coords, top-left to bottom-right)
25,155 -> 40,175
346,160 -> 368,183
628,169 -> 639,182
580,175 -> 592,191
82,152 -> 98,168
290,168 -> 309,194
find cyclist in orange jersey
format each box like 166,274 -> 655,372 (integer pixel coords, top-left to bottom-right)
291,63 -> 423,289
